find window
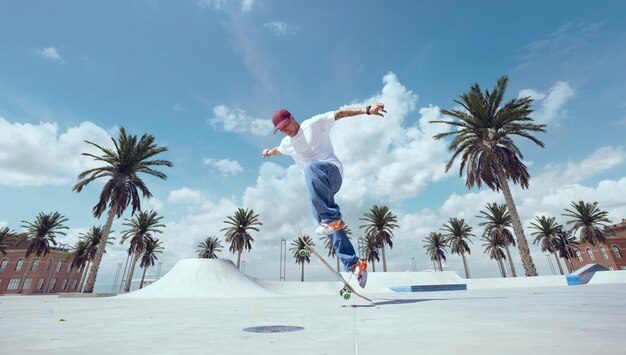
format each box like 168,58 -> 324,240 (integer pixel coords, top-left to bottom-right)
621,266 -> 626,270
612,245 -> 622,258
15,258 -> 24,272
7,278 -> 20,290
45,258 -> 52,271
23,278 -> 32,290
56,260 -> 63,272
609,266 -> 615,270
31,258 -> 40,271
0,259 -> 8,271
71,280 -> 78,290
49,278 -> 57,291
67,263 -> 72,273
586,248 -> 595,261
576,250 -> 583,262
599,246 -> 609,260
37,278 -> 45,290
61,279 -> 68,290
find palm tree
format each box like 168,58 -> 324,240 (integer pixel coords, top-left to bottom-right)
553,233 -> 579,272
73,127 -> 172,293
482,234 -> 507,277
222,208 -> 262,269
119,210 -> 165,292
320,225 -> 352,272
529,216 -> 567,275
359,205 -> 399,272
562,201 -> 613,246
360,234 -> 380,272
441,218 -> 474,278
290,234 -> 314,282
78,226 -> 113,292
139,236 -> 164,289
0,226 -> 16,255
431,75 -> 546,276
197,236 -> 223,259
423,232 -> 447,271
477,203 -> 518,277
69,239 -> 90,272
20,212 -> 69,293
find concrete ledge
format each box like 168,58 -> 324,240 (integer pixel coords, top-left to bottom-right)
567,263 -> 609,285
389,284 -> 467,292
58,292 -> 118,298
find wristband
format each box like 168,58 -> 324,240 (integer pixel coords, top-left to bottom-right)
263,149 -> 270,157
366,105 -> 371,115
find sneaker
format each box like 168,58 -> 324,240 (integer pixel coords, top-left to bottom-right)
351,259 -> 368,288
314,219 -> 345,235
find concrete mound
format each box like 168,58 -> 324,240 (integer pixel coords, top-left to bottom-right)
120,259 -> 277,298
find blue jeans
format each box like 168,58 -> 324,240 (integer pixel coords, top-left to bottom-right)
304,161 -> 358,272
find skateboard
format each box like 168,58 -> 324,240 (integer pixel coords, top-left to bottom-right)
299,239 -> 372,303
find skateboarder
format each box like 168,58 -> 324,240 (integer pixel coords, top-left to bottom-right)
262,103 -> 386,287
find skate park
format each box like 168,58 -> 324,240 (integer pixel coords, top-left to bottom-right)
2,259 -> 626,354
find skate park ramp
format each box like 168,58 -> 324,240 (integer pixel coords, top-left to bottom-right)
121,259 -> 277,298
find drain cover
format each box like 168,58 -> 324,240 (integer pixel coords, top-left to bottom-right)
243,325 -> 305,333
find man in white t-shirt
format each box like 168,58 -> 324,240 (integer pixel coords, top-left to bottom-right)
261,103 -> 386,287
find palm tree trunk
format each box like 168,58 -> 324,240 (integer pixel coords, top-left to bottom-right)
78,261 -> 89,292
497,258 -> 506,277
83,205 -> 117,293
236,250 -> 242,270
300,262 -> 304,282
371,260 -> 376,272
18,259 -> 34,294
504,246 -> 517,277
140,265 -> 148,289
498,171 -> 538,276
461,252 -> 471,279
79,261 -> 91,292
124,253 -> 140,292
381,245 -> 388,272
553,253 -> 564,275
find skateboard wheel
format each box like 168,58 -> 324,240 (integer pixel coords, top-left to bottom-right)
340,289 -> 351,300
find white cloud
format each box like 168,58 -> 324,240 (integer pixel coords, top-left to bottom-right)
241,0 -> 254,12
197,0 -> 255,12
264,22 -> 294,36
38,47 -> 64,63
208,105 -> 274,136
518,81 -> 574,124
0,118 -> 112,186
203,158 -> 244,176
168,187 -> 207,205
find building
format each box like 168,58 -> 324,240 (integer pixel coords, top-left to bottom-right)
0,235 -> 86,295
567,219 -> 626,271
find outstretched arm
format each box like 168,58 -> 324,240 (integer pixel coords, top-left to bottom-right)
334,102 -> 386,121
261,147 -> 281,159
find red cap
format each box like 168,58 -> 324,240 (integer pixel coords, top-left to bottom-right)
272,109 -> 291,134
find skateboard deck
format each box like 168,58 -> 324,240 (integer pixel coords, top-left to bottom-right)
301,239 -> 372,303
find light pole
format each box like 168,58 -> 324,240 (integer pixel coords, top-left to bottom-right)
280,239 -> 286,281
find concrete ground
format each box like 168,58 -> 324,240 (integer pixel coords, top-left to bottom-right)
1,283 -> 625,355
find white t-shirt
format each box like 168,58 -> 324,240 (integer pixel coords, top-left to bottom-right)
277,111 -> 343,177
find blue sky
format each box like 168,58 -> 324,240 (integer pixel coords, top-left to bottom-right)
1,0 -> 625,289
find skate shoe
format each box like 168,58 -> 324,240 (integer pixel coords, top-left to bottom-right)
351,259 -> 368,288
315,219 -> 345,235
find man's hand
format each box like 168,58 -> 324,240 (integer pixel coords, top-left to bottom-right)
369,103 -> 387,117
262,148 -> 271,159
